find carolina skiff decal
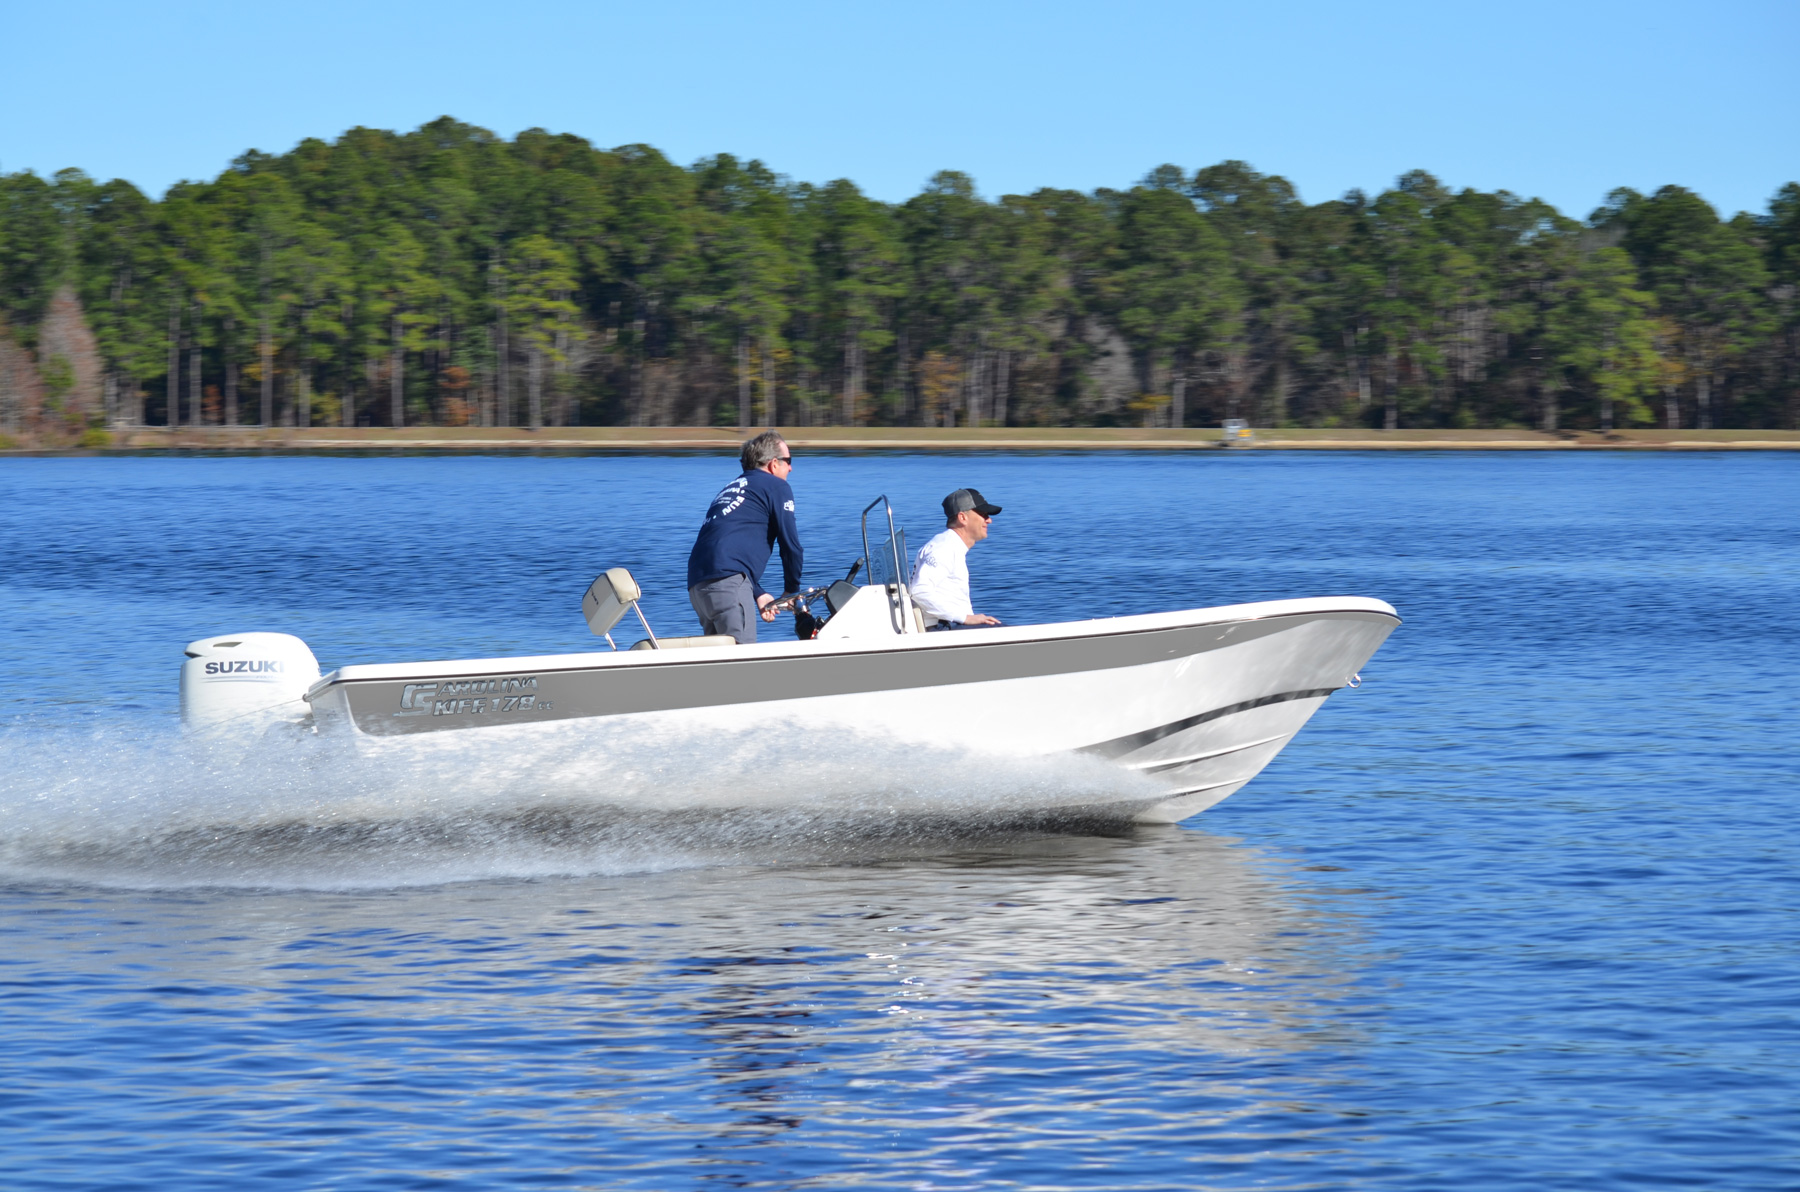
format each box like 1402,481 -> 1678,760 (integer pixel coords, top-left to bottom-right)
394,675 -> 548,718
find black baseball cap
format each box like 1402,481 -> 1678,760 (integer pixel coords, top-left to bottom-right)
943,488 -> 1002,518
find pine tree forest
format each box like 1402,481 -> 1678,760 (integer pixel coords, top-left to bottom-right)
2,118 -> 1796,437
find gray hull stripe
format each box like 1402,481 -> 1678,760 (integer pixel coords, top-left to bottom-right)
335,610 -> 1394,738
1078,688 -> 1339,760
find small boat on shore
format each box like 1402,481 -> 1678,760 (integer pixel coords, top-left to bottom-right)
181,498 -> 1398,823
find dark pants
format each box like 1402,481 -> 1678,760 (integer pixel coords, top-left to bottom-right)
689,574 -> 758,644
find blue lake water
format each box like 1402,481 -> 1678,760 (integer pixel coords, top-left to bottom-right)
0,451 -> 1795,1190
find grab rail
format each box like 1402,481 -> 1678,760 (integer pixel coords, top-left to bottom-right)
860,495 -> 914,635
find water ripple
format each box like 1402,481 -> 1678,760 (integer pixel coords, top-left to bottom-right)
0,452 -> 1796,1189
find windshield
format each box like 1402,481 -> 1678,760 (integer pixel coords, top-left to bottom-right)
860,497 -> 909,590
867,523 -> 908,589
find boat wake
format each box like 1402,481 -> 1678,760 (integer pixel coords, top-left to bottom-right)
0,718 -> 1166,890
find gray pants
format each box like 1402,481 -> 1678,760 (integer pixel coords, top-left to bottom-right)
688,573 -> 758,644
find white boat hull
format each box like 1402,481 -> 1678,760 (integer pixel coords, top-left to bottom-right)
304,596 -> 1399,824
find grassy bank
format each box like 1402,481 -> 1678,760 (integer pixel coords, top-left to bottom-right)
6,426 -> 1800,455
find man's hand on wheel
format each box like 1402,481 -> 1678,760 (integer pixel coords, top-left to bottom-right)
756,594 -> 792,626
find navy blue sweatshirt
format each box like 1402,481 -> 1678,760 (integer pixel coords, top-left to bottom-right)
685,469 -> 804,599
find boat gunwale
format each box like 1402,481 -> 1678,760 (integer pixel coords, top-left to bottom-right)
304,596 -> 1399,703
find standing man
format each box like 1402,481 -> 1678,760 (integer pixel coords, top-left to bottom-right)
910,488 -> 1003,630
686,431 -> 803,644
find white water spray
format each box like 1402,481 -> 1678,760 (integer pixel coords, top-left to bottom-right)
0,717 -> 1164,890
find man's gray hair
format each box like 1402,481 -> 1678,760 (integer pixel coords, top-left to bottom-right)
740,430 -> 787,472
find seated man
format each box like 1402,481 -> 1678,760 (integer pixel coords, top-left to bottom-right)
910,488 -> 1003,630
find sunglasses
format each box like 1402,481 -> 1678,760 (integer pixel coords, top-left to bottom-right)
775,454 -> 794,465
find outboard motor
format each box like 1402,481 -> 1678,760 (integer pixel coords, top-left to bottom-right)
180,632 -> 321,731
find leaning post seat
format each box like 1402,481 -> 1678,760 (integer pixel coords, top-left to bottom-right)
583,567 -> 671,648
629,636 -> 738,651
583,568 -> 641,637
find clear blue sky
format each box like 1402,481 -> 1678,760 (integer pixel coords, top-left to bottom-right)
4,0 -> 1795,219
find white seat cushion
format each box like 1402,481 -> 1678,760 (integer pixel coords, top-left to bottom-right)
629,635 -> 739,651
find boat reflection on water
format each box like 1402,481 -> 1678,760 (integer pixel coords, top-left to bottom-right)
640,830 -> 1374,1149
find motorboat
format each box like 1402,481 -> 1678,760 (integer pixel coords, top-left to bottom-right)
180,498 -> 1399,824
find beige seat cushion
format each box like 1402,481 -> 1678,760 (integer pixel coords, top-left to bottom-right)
629,635 -> 739,651
583,568 -> 642,636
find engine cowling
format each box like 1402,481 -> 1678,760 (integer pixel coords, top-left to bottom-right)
180,632 -> 321,730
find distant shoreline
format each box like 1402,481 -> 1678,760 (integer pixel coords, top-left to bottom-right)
5,426 -> 1800,455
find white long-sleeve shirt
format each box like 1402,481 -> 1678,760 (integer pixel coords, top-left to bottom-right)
909,529 -> 973,625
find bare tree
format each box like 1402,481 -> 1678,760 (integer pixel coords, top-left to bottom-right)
527,342 -> 543,430
188,303 -> 202,427
260,314 -> 274,427
761,341 -> 776,426
167,299 -> 181,428
496,277 -> 512,427
737,333 -> 750,432
1383,349 -> 1399,431
389,314 -> 404,427
842,332 -> 863,426
224,316 -> 238,427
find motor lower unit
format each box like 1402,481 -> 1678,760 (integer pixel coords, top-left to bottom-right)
180,632 -> 320,730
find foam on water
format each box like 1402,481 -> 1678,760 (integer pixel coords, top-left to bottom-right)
0,717 -> 1165,889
